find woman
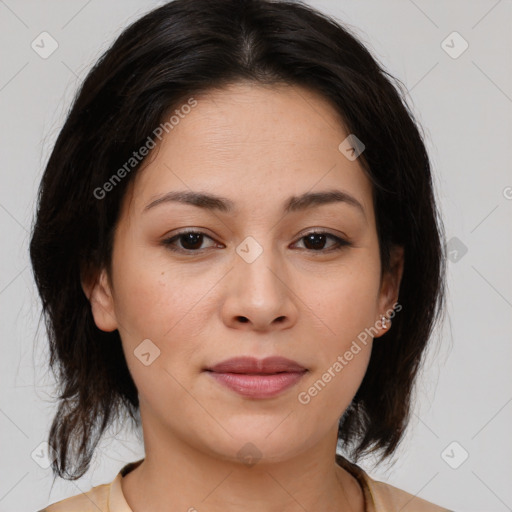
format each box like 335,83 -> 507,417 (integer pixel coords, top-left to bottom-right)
30,0 -> 450,510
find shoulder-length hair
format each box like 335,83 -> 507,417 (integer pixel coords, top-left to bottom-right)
29,0 -> 446,480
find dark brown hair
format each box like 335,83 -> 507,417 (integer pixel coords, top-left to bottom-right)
29,0 -> 446,480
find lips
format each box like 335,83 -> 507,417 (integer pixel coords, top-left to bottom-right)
205,356 -> 307,374
204,356 -> 307,399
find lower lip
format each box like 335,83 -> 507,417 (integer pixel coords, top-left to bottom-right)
206,371 -> 307,399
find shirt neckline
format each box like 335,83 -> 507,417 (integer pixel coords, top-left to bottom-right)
109,455 -> 376,512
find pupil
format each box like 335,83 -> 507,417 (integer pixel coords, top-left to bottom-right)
306,234 -> 325,250
182,233 -> 202,250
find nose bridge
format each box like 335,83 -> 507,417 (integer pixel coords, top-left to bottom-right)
235,234 -> 285,302
224,233 -> 297,330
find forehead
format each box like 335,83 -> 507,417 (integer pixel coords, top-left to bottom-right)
125,82 -> 373,219
172,82 -> 349,154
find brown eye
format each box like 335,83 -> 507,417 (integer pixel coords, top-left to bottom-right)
294,231 -> 351,252
162,231 -> 217,253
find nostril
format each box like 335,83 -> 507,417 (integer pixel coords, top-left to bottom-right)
237,316 -> 249,323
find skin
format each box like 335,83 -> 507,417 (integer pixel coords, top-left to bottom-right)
84,82 -> 404,512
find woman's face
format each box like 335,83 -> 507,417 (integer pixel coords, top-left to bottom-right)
86,82 -> 403,464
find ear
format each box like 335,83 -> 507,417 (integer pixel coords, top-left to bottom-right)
374,245 -> 404,338
81,267 -> 118,332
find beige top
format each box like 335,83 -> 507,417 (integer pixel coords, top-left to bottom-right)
39,455 -> 453,511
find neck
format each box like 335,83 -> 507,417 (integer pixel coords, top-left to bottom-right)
121,411 -> 364,512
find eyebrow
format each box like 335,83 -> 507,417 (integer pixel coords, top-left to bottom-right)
143,188 -> 366,217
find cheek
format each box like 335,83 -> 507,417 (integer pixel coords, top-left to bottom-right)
312,256 -> 381,337
299,253 -> 379,397
109,248 -> 222,397
110,243 -> 212,341
297,297 -> 374,419
110,261 -> 208,403
295,319 -> 373,433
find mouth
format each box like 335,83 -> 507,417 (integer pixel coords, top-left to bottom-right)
204,355 -> 307,374
204,356 -> 308,399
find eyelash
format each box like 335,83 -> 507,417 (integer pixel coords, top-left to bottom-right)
161,229 -> 351,254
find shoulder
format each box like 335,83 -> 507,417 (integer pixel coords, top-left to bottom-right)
335,454 -> 453,512
37,481 -> 111,512
38,459 -> 143,512
364,473 -> 454,512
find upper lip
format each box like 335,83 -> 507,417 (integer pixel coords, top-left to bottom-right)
205,356 -> 307,374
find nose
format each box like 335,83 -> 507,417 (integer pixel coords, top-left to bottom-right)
221,243 -> 299,332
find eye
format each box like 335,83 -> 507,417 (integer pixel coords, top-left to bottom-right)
293,231 -> 351,252
162,230 -> 220,253
161,229 -> 351,254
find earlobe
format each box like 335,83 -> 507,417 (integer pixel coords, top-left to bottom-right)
81,268 -> 118,332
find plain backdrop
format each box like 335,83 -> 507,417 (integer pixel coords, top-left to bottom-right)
1,1 -> 511,511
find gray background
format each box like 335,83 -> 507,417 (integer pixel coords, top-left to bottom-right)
1,1 -> 511,511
